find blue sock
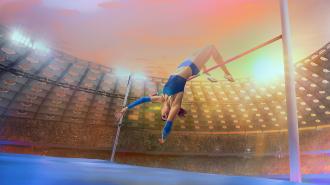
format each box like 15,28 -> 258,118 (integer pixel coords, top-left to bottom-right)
162,120 -> 173,140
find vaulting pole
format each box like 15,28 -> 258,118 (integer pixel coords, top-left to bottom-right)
110,74 -> 132,162
280,0 -> 302,182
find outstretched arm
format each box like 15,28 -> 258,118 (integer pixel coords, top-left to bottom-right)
127,95 -> 162,109
116,95 -> 162,120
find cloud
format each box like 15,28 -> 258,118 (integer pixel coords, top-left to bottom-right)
56,8 -> 80,17
0,0 -> 327,78
98,1 -> 123,9
0,0 -> 41,24
42,0 -> 106,13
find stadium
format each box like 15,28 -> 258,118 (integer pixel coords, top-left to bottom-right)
0,1 -> 329,185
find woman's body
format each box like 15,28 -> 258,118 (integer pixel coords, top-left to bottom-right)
116,45 -> 234,144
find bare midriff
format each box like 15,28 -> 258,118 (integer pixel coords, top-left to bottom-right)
172,66 -> 193,79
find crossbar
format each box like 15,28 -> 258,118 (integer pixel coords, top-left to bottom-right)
188,35 -> 282,81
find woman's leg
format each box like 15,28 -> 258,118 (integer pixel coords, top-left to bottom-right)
192,45 -> 231,76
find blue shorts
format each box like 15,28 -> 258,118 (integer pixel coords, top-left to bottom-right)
162,60 -> 200,96
163,75 -> 186,96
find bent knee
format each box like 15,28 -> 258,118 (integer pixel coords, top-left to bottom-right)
203,45 -> 216,53
205,44 -> 216,50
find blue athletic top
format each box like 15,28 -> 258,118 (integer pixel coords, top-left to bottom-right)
162,60 -> 200,96
177,59 -> 200,76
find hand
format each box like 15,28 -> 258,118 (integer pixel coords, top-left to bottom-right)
115,107 -> 128,121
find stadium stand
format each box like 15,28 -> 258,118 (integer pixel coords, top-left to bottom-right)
0,24 -> 329,175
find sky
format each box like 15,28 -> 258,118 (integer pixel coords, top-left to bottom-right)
0,0 -> 329,80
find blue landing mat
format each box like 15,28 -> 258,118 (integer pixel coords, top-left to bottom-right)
0,152 -> 317,185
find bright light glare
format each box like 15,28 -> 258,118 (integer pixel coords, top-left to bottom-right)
114,68 -> 131,77
114,67 -> 147,81
10,30 -> 50,54
252,58 -> 284,84
133,72 -> 147,81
